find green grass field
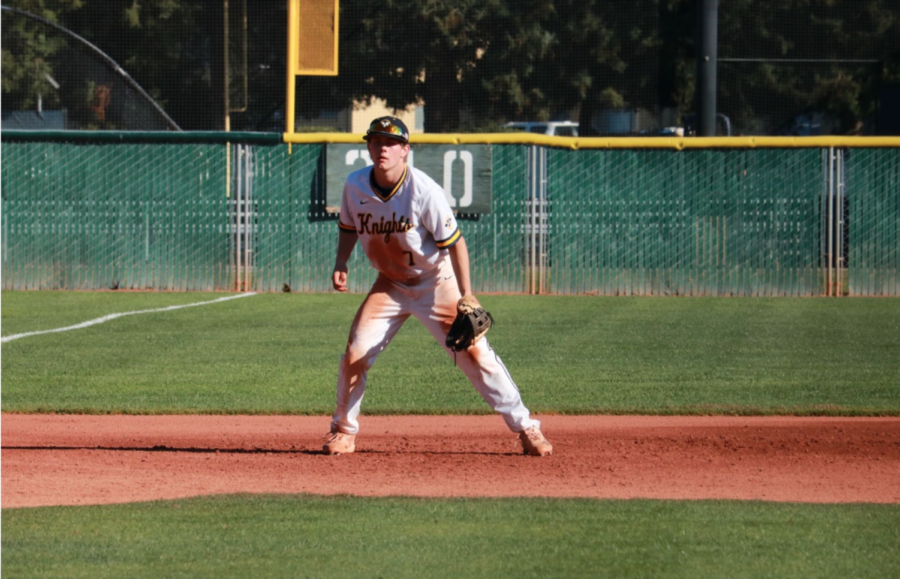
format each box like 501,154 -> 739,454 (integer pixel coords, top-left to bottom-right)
2,290 -> 899,578
3,495 -> 899,579
2,291 -> 898,414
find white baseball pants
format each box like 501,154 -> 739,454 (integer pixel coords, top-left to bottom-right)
331,257 -> 540,435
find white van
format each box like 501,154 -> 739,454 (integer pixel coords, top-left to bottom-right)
504,121 -> 579,137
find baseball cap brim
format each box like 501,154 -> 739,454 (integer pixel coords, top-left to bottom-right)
364,117 -> 409,143
363,132 -> 408,143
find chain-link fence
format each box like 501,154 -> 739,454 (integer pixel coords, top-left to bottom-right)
3,1 -> 899,136
3,134 -> 897,296
1,138 -> 229,290
545,148 -> 825,296
847,148 -> 900,296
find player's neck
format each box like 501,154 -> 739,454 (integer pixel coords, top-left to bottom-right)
373,162 -> 406,190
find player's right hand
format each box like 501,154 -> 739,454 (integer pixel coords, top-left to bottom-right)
332,265 -> 348,292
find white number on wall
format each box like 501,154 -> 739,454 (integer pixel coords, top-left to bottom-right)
442,150 -> 473,208
345,150 -> 372,166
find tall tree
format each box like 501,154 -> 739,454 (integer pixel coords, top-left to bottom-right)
2,0 -> 214,129
63,0 -> 217,129
335,0 -> 506,132
4,0 -> 898,134
716,0 -> 900,134
1,0 -> 82,112
535,0 -> 662,133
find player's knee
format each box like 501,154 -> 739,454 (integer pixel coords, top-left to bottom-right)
451,344 -> 485,366
463,343 -> 507,376
468,339 -> 494,359
343,342 -> 374,372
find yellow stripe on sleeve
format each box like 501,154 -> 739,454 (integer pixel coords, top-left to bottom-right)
435,228 -> 461,249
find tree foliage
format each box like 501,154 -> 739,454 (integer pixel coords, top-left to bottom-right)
2,0 -> 898,134
716,0 -> 900,133
1,0 -> 81,111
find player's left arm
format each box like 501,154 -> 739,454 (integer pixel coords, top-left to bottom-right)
419,176 -> 480,306
447,237 -> 481,308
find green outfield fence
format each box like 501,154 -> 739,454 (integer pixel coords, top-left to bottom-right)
2,132 -> 898,296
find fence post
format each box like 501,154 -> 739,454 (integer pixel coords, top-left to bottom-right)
836,148 -> 845,296
538,146 -> 548,294
234,144 -> 242,291
528,146 -> 536,294
527,145 -> 549,294
826,147 -> 834,296
243,144 -> 254,291
232,143 -> 255,292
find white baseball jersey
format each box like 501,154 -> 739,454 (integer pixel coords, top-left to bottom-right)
338,164 -> 460,281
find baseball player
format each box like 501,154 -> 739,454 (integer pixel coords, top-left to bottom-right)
324,116 -> 552,457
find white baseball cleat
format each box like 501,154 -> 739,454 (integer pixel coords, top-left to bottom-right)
323,430 -> 356,455
519,425 -> 553,457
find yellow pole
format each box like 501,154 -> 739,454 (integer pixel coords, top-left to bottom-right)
285,0 -> 300,153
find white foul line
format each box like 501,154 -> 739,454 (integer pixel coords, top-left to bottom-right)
1,293 -> 258,344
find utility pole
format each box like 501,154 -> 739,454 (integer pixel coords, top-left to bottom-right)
696,0 -> 718,136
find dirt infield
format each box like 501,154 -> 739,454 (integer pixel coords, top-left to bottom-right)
3,414 -> 899,508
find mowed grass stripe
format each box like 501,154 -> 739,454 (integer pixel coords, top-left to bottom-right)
3,495 -> 899,579
1,291 -> 898,415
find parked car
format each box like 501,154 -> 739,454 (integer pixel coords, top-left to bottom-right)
504,121 -> 579,137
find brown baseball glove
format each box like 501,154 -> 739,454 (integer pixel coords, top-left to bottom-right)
445,295 -> 493,352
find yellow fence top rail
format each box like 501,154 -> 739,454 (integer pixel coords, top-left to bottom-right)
283,133 -> 900,149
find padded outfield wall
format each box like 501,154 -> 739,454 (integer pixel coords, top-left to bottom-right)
2,132 -> 898,296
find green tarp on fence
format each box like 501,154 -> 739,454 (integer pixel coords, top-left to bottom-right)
2,133 -> 897,296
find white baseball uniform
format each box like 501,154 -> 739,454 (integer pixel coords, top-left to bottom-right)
331,163 -> 540,435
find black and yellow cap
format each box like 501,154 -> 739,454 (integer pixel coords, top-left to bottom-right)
364,116 -> 410,144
